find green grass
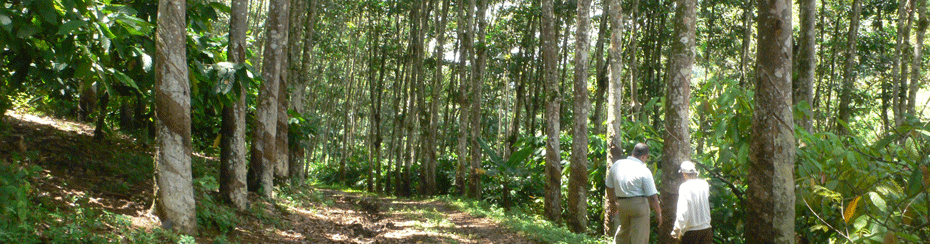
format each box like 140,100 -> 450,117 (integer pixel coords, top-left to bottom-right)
438,196 -> 606,244
392,206 -> 455,231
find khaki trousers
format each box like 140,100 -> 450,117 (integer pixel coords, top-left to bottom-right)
613,197 -> 650,244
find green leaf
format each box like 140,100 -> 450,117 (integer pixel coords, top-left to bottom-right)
36,0 -> 61,24
57,20 -> 86,35
478,138 -> 503,166
16,23 -> 41,38
868,191 -> 886,212
114,13 -> 153,35
906,166 -> 923,197
209,2 -> 231,14
132,47 -> 153,72
110,69 -> 139,91
212,62 -> 237,95
507,145 -> 535,166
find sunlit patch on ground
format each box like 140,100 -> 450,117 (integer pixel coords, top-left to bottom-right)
5,110 -> 94,135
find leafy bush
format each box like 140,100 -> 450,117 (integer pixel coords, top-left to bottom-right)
0,159 -> 40,243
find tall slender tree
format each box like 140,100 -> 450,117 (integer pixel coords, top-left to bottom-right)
219,0 -> 250,211
468,0 -> 487,199
604,0 -> 624,236
591,0 -> 609,136
747,0 -> 796,243
249,0 -> 290,199
568,0 -> 592,234
659,0 -> 696,242
541,0 -> 562,223
294,0 -> 319,184
894,0 -> 913,127
422,0 -> 449,196
456,0 -> 473,197
909,0 -> 926,115
838,0 -> 861,134
795,0 -> 816,133
153,0 -> 196,234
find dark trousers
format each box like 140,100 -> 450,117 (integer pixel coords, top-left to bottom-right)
681,227 -> 712,244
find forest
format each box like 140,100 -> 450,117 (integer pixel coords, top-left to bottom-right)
1,0 -> 929,243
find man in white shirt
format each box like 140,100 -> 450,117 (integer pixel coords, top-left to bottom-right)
671,161 -> 712,243
605,143 -> 662,244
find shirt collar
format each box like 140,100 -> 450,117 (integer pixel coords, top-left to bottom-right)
627,156 -> 644,165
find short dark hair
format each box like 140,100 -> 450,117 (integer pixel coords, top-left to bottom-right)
632,143 -> 649,158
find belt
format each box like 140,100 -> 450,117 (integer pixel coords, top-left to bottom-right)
618,196 -> 644,199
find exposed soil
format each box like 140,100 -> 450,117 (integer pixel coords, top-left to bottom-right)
1,111 -> 538,243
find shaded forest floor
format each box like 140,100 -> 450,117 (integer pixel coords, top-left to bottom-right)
0,111 -> 539,243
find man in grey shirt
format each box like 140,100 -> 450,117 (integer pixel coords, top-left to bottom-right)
605,143 -> 662,244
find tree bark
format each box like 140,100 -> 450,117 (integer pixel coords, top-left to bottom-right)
291,0 -> 318,185
838,0 -> 861,134
739,0 -> 756,87
910,0 -> 926,115
794,0 -> 816,133
456,0 -> 474,197
220,0 -> 250,211
468,0 -> 487,200
276,61 -> 290,178
604,0 -> 624,236
894,0 -> 912,127
420,0 -> 448,196
567,0 -> 591,233
659,0 -> 696,242
747,0 -> 796,243
153,0 -> 196,234
629,0 -> 642,122
249,0 -> 289,199
541,0 -> 562,224
591,0 -> 609,136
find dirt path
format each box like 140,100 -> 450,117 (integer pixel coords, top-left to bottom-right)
2,112 -> 537,244
233,188 -> 538,244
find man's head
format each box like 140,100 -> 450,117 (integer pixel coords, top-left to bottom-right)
679,161 -> 699,179
632,143 -> 650,162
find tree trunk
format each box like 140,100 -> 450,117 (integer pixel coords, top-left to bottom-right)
629,0 -> 642,121
249,0 -> 289,199
153,0 -> 195,234
747,0 -> 796,243
293,0 -> 318,185
468,0 -> 487,200
93,91 -> 109,140
541,0 -> 562,224
910,0 -> 926,115
738,0 -> 756,87
658,0 -> 696,242
220,0 -> 250,211
370,19 -> 386,194
795,0 -> 816,133
420,0 -> 447,196
838,0 -> 861,134
456,0 -> 474,197
591,0 -> 609,136
894,0 -> 912,127
410,0 -> 428,197
567,0 -> 591,233
604,0 -> 624,236
276,61 -> 290,178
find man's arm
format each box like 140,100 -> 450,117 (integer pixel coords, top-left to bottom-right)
648,194 -> 662,226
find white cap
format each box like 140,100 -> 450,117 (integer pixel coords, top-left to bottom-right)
679,161 -> 698,174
